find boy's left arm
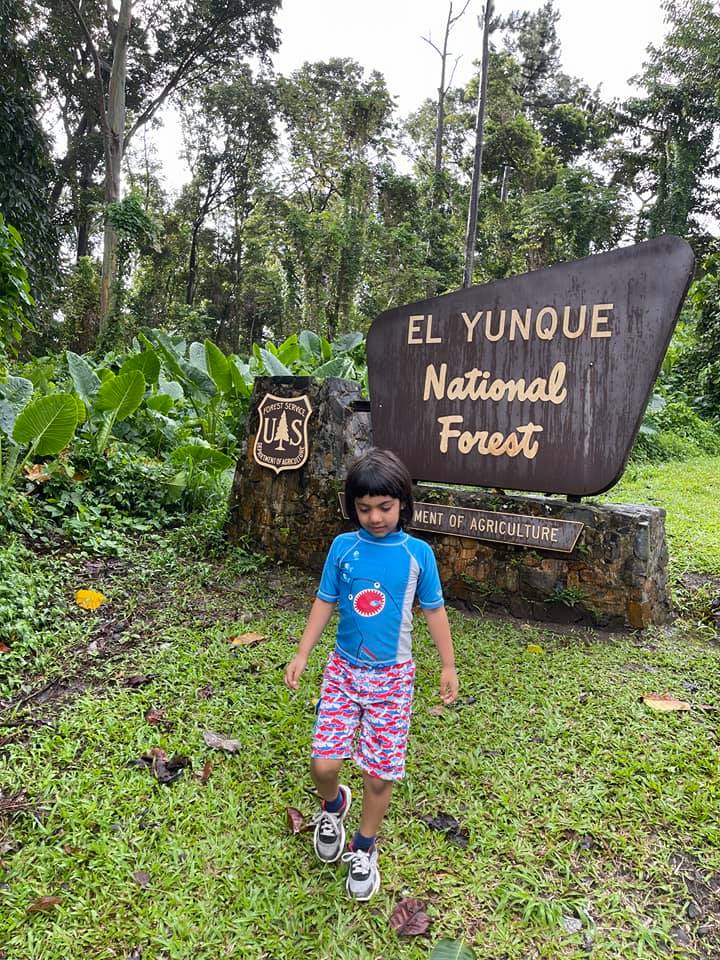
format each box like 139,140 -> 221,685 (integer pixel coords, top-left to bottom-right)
422,605 -> 459,705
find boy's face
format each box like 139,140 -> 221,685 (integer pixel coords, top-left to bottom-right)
354,494 -> 402,538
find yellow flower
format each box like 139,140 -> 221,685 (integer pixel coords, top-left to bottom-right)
75,589 -> 107,610
526,643 -> 544,654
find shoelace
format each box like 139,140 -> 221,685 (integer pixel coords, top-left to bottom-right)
309,810 -> 340,840
341,848 -> 371,878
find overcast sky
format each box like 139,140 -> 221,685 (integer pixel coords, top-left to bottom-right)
158,0 -> 669,189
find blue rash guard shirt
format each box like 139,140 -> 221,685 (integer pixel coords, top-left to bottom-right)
316,528 -> 445,667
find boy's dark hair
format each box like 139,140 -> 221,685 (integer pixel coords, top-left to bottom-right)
345,447 -> 414,529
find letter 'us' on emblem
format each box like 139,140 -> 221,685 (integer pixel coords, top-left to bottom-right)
253,393 -> 313,474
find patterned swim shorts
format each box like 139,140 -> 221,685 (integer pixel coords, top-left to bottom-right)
311,652 -> 416,781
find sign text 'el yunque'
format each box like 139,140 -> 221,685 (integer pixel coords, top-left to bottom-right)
367,236 -> 695,496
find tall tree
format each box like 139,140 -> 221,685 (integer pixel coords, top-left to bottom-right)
0,0 -> 58,305
32,0 -> 280,342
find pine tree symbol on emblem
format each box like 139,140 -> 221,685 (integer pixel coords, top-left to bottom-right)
353,588 -> 386,617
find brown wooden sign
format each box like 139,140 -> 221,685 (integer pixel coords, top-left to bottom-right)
253,393 -> 312,473
338,494 -> 583,552
367,236 -> 694,496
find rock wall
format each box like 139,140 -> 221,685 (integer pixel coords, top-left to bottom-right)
228,377 -> 672,629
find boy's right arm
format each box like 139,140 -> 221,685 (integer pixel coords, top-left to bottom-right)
284,598 -> 336,690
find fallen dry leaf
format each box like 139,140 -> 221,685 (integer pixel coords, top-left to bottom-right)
429,705 -> 446,717
75,588 -> 107,610
195,760 -> 213,785
145,707 -> 172,728
389,897 -> 432,936
120,674 -> 154,688
133,871 -> 150,889
196,684 -> 214,700
133,748 -> 190,785
202,730 -> 241,753
642,692 -> 691,712
227,632 -> 266,646
0,643 -> 10,654
27,896 -> 62,913
287,807 -> 306,834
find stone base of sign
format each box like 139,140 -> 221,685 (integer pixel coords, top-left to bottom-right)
228,377 -> 672,630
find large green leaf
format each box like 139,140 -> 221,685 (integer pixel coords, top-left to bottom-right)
430,940 -> 476,960
12,393 -> 78,455
147,394 -> 174,414
120,350 -> 160,385
171,444 -> 234,471
312,357 -> 353,379
277,334 -> 301,366
95,371 -> 145,421
0,375 -> 33,436
229,361 -> 252,398
333,331 -> 364,354
189,341 -> 209,372
205,339 -> 232,394
158,378 -> 184,401
66,351 -> 100,402
259,348 -> 293,377
299,330 -> 322,359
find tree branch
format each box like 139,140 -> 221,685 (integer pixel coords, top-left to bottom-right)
65,0 -> 109,136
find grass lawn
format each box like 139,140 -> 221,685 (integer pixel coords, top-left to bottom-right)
1,459 -> 719,960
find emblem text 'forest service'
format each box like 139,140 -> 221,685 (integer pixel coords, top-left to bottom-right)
253,393 -> 312,474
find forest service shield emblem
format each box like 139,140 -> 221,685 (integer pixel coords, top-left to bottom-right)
253,393 -> 313,474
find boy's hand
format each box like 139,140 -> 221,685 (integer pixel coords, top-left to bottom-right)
284,653 -> 308,690
439,665 -> 459,705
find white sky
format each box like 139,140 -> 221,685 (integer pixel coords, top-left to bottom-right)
158,0 -> 669,190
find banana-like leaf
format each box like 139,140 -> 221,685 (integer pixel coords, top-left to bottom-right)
120,350 -> 160,385
259,348 -> 293,377
12,393 -> 78,455
66,351 -> 101,402
171,444 -> 234,471
205,339 -> 232,394
320,336 -> 332,361
430,940 -> 476,960
95,371 -> 146,421
0,376 -> 33,436
299,330 -> 322,358
153,331 -> 216,397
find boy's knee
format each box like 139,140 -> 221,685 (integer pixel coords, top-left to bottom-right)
311,757 -> 343,781
364,773 -> 393,796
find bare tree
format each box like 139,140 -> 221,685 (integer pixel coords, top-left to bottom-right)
422,0 -> 472,191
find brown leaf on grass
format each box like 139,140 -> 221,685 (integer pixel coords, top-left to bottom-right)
227,632 -> 266,646
202,731 -> 241,753
133,870 -> 150,889
27,896 -> 62,913
196,683 -> 214,700
133,748 -> 190,785
389,897 -> 432,936
145,708 -> 172,729
642,692 -> 692,712
429,705 -> 445,717
195,760 -> 213,785
286,807 -> 306,834
121,674 -> 154,688
0,643 -> 11,654
128,949 -> 143,960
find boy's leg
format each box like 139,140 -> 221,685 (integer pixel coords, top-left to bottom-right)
358,771 -> 393,838
310,757 -> 344,802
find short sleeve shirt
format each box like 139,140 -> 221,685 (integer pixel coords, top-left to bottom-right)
317,528 -> 444,666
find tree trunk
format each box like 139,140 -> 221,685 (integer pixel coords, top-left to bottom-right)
98,0 -> 132,338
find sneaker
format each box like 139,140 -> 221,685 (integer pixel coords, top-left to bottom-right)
341,846 -> 381,901
310,785 -> 352,863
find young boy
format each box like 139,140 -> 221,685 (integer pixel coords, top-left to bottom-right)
284,447 -> 458,901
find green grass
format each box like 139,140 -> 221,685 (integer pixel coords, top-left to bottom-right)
598,456 -> 720,577
1,458 -> 719,959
